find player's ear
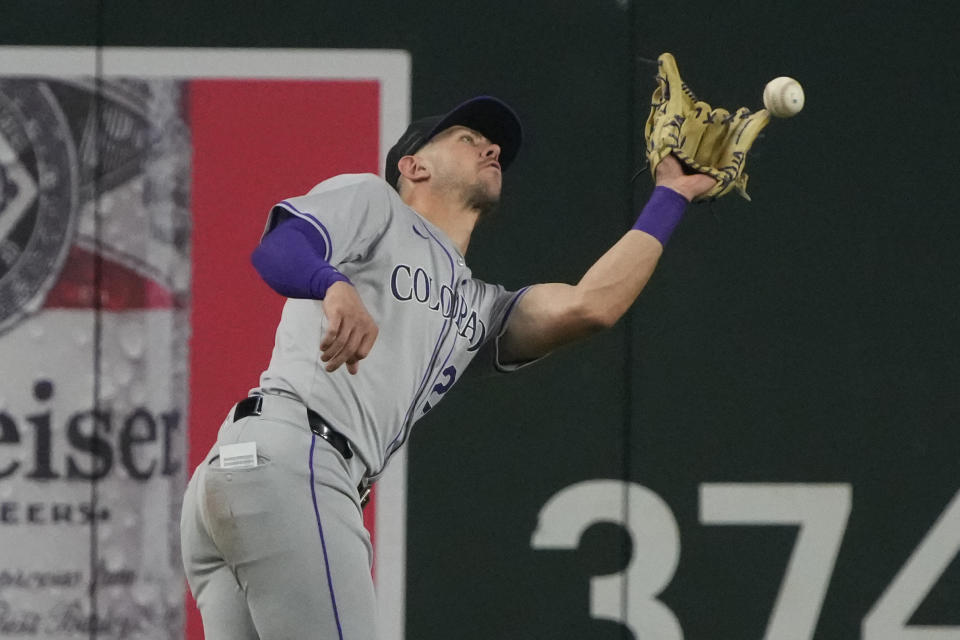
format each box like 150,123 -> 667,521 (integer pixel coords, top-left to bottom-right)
398,154 -> 430,183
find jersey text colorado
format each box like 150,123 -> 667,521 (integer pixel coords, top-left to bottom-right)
389,264 -> 486,350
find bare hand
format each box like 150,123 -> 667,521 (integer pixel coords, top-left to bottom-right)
654,154 -> 717,202
320,281 -> 379,375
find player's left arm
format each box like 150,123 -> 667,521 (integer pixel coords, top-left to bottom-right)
499,155 -> 714,363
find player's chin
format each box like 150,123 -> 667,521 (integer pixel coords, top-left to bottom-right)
481,173 -> 502,199
466,183 -> 500,219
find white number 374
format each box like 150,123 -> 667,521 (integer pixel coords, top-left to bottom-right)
531,481 -> 960,640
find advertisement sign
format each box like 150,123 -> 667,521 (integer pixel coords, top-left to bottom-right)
0,48 -> 410,640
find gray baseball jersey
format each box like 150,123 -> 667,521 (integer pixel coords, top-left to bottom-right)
182,172 -> 537,640
256,173 -> 531,481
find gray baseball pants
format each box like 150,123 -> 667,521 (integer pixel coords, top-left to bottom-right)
180,394 -> 377,639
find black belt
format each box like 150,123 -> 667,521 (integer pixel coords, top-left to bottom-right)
232,395 -> 371,509
233,395 -> 353,460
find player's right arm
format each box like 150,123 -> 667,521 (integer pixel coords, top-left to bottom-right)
252,174 -> 389,374
498,155 -> 714,363
252,215 -> 379,374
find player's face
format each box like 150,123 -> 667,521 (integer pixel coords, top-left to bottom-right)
422,126 -> 502,215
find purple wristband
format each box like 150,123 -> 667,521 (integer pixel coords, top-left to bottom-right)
631,186 -> 689,246
310,266 -> 352,299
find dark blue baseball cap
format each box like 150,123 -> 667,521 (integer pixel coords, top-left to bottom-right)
385,96 -> 522,190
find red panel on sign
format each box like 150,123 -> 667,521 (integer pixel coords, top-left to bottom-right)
187,78 -> 379,639
44,246 -> 176,310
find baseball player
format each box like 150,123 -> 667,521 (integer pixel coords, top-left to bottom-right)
181,71 -> 758,638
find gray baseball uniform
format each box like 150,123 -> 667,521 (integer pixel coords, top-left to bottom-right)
181,173 -> 534,639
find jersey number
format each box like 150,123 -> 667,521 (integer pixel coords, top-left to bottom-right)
422,366 -> 457,414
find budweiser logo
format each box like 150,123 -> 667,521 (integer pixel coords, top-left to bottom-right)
0,73 -> 189,638
0,379 -> 181,484
0,78 -> 78,334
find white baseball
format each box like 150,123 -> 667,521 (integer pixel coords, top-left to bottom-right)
763,76 -> 805,118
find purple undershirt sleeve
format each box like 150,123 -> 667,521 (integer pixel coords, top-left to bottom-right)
251,216 -> 352,299
631,186 -> 690,246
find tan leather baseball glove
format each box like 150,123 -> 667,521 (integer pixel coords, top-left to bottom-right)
644,53 -> 770,201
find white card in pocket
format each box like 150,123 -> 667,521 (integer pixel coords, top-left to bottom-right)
219,442 -> 258,469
